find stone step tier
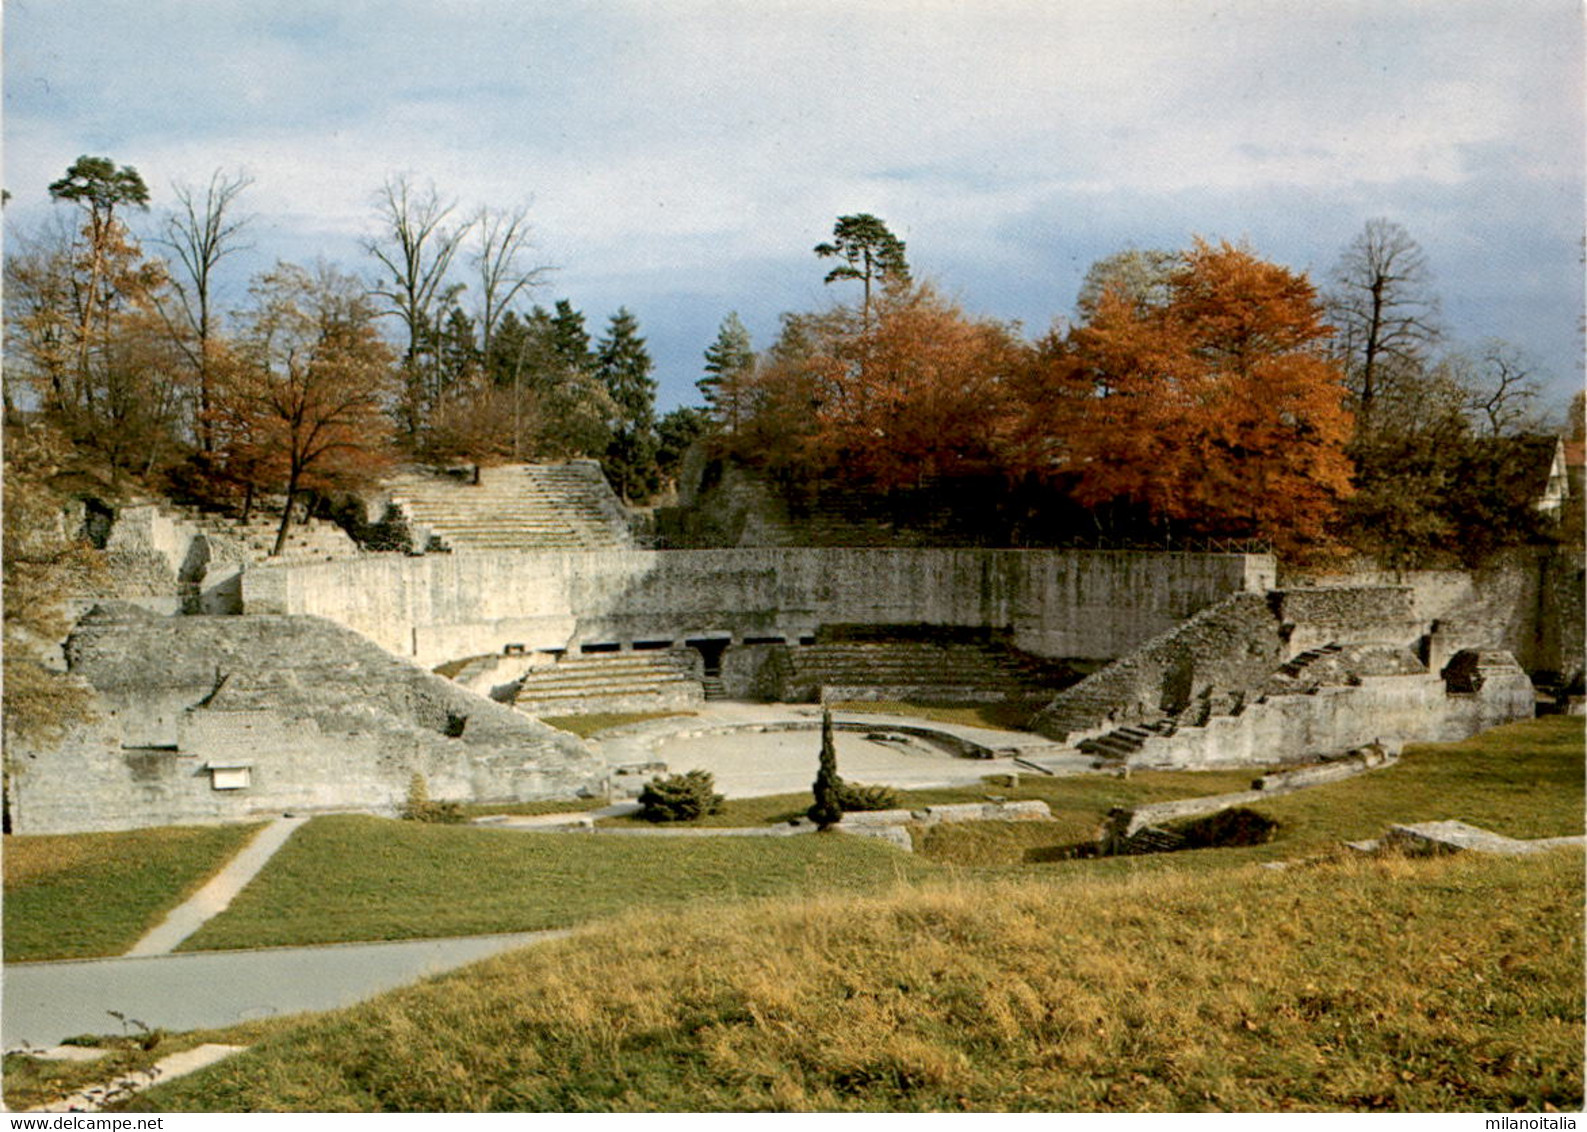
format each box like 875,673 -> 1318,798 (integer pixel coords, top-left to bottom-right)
387,462 -> 633,553
513,651 -> 704,714
1275,642 -> 1345,680
783,642 -> 1058,703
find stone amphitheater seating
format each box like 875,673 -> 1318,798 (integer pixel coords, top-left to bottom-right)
781,641 -> 1060,703
193,511 -> 363,562
387,462 -> 633,552
513,650 -> 704,715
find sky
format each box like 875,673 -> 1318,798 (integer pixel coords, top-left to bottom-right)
4,0 -> 1583,414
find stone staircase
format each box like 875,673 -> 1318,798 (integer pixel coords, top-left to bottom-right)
1076,718 -> 1180,764
513,650 -> 704,715
1274,643 -> 1345,681
782,641 -> 1060,703
386,462 -> 633,552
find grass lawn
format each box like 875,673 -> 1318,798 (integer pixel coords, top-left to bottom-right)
824,699 -> 1049,732
2,823 -> 265,962
132,848 -> 1584,1112
538,711 -> 696,738
177,814 -> 939,951
919,715 -> 1586,870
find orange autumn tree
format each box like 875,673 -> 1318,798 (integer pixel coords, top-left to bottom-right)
216,262 -> 397,555
743,284 -> 1024,490
1058,240 -> 1353,553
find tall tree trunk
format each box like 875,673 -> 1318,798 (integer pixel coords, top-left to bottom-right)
272,469 -> 299,557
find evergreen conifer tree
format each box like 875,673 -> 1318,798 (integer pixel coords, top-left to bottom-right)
808,708 -> 844,830
699,312 -> 755,431
595,307 -> 660,502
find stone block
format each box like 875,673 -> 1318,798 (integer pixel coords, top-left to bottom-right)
1382,820 -> 1541,857
835,824 -> 913,851
835,808 -> 916,827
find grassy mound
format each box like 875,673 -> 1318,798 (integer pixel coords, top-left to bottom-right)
136,849 -> 1584,1112
3,822 -> 265,961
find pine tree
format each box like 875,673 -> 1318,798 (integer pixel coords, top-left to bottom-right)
814,213 -> 911,330
596,307 -> 660,502
699,312 -> 754,432
808,709 -> 844,830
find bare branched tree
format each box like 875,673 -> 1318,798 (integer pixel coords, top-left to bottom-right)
365,175 -> 473,365
1327,218 -> 1442,422
159,169 -> 254,450
472,203 -> 552,364
1456,339 -> 1545,437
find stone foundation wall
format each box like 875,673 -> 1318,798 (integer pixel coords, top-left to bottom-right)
1282,549 -> 1583,675
244,548 -> 1275,669
1115,664 -> 1534,772
8,605 -> 605,834
1275,587 -> 1421,654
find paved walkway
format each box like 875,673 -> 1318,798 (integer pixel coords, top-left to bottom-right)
3,930 -> 569,1051
30,1043 -> 249,1113
126,815 -> 308,956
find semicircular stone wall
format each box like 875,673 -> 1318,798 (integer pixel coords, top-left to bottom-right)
243,548 -> 1278,669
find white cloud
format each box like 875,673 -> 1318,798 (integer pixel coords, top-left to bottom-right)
5,0 -> 1580,407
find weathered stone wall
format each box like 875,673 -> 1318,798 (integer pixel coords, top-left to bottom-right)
1542,552 -> 1585,688
1118,668 -> 1533,771
1032,593 -> 1288,740
1034,558 -> 1564,747
243,548 -> 1275,669
8,605 -> 605,834
1274,587 -> 1421,654
1282,549 -> 1583,675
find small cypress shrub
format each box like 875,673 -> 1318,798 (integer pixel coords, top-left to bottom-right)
638,770 -> 725,822
807,709 -> 844,830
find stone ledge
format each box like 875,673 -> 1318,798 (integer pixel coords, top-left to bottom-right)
1383,820 -> 1545,857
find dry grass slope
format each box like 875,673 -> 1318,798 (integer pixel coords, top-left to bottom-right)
136,848 -> 1583,1113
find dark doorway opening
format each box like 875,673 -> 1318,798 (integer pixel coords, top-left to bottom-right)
685,637 -> 730,677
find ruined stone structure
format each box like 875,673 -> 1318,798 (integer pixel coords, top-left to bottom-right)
15,461 -> 1577,833
1033,583 -> 1540,770
7,604 -> 602,834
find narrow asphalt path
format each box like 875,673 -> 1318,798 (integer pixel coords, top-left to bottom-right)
3,930 -> 570,1050
126,816 -> 308,957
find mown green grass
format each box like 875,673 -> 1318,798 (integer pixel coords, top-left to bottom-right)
454,798 -> 600,819
177,815 -> 939,951
916,715 -> 1586,869
132,849 -> 1585,1112
1249,715 -> 1585,849
2,823 -> 265,962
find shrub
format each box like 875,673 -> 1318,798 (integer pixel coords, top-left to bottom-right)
401,773 -> 466,824
836,781 -> 898,812
808,709 -> 845,829
638,770 -> 725,822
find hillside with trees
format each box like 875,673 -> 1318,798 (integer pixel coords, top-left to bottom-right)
4,160 -> 1577,569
